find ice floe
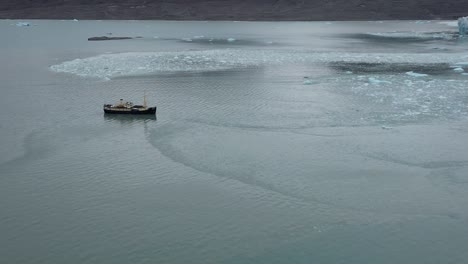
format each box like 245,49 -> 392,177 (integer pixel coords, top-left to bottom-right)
15,22 -> 31,27
368,77 -> 391,84
50,49 -> 468,80
366,31 -> 455,41
406,71 -> 428,77
438,21 -> 458,27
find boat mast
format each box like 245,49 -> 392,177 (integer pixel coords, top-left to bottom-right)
143,92 -> 147,108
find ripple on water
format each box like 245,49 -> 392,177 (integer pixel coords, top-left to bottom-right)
148,121 -> 468,217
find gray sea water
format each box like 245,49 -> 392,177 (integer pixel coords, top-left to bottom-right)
1,19 -> 468,263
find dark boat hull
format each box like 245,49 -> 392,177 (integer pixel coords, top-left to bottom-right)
104,107 -> 156,115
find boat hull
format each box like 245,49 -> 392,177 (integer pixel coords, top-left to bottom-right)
104,106 -> 156,115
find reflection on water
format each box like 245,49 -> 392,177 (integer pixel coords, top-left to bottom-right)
103,113 -> 157,124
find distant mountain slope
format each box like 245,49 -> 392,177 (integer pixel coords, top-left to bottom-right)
0,0 -> 467,20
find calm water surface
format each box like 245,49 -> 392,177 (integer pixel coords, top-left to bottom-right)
1,20 -> 468,264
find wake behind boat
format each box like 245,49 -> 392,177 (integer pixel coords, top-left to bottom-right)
104,96 -> 156,115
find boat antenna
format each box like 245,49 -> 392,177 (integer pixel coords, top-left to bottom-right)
143,91 -> 147,108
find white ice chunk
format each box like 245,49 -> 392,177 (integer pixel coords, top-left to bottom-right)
453,67 -> 464,72
368,77 -> 391,84
15,22 -> 30,27
404,80 -> 413,86
227,38 -> 236,42
303,77 -> 319,85
406,71 -> 428,77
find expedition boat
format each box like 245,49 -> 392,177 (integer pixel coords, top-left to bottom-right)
103,96 -> 156,115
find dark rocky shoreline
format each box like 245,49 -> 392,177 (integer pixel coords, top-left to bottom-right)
1,0 -> 467,21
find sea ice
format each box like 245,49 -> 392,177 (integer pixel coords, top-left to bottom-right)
227,38 -> 236,42
438,21 -> 458,27
50,50 -> 468,80
367,32 -> 453,40
368,77 -> 391,84
454,62 -> 468,66
406,71 -> 428,77
453,67 -> 464,73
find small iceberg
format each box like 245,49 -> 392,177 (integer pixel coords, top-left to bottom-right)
303,77 -> 313,85
15,22 -> 30,27
405,71 -> 428,77
458,16 -> 468,37
368,77 -> 391,84
227,38 -> 236,42
453,67 -> 464,73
